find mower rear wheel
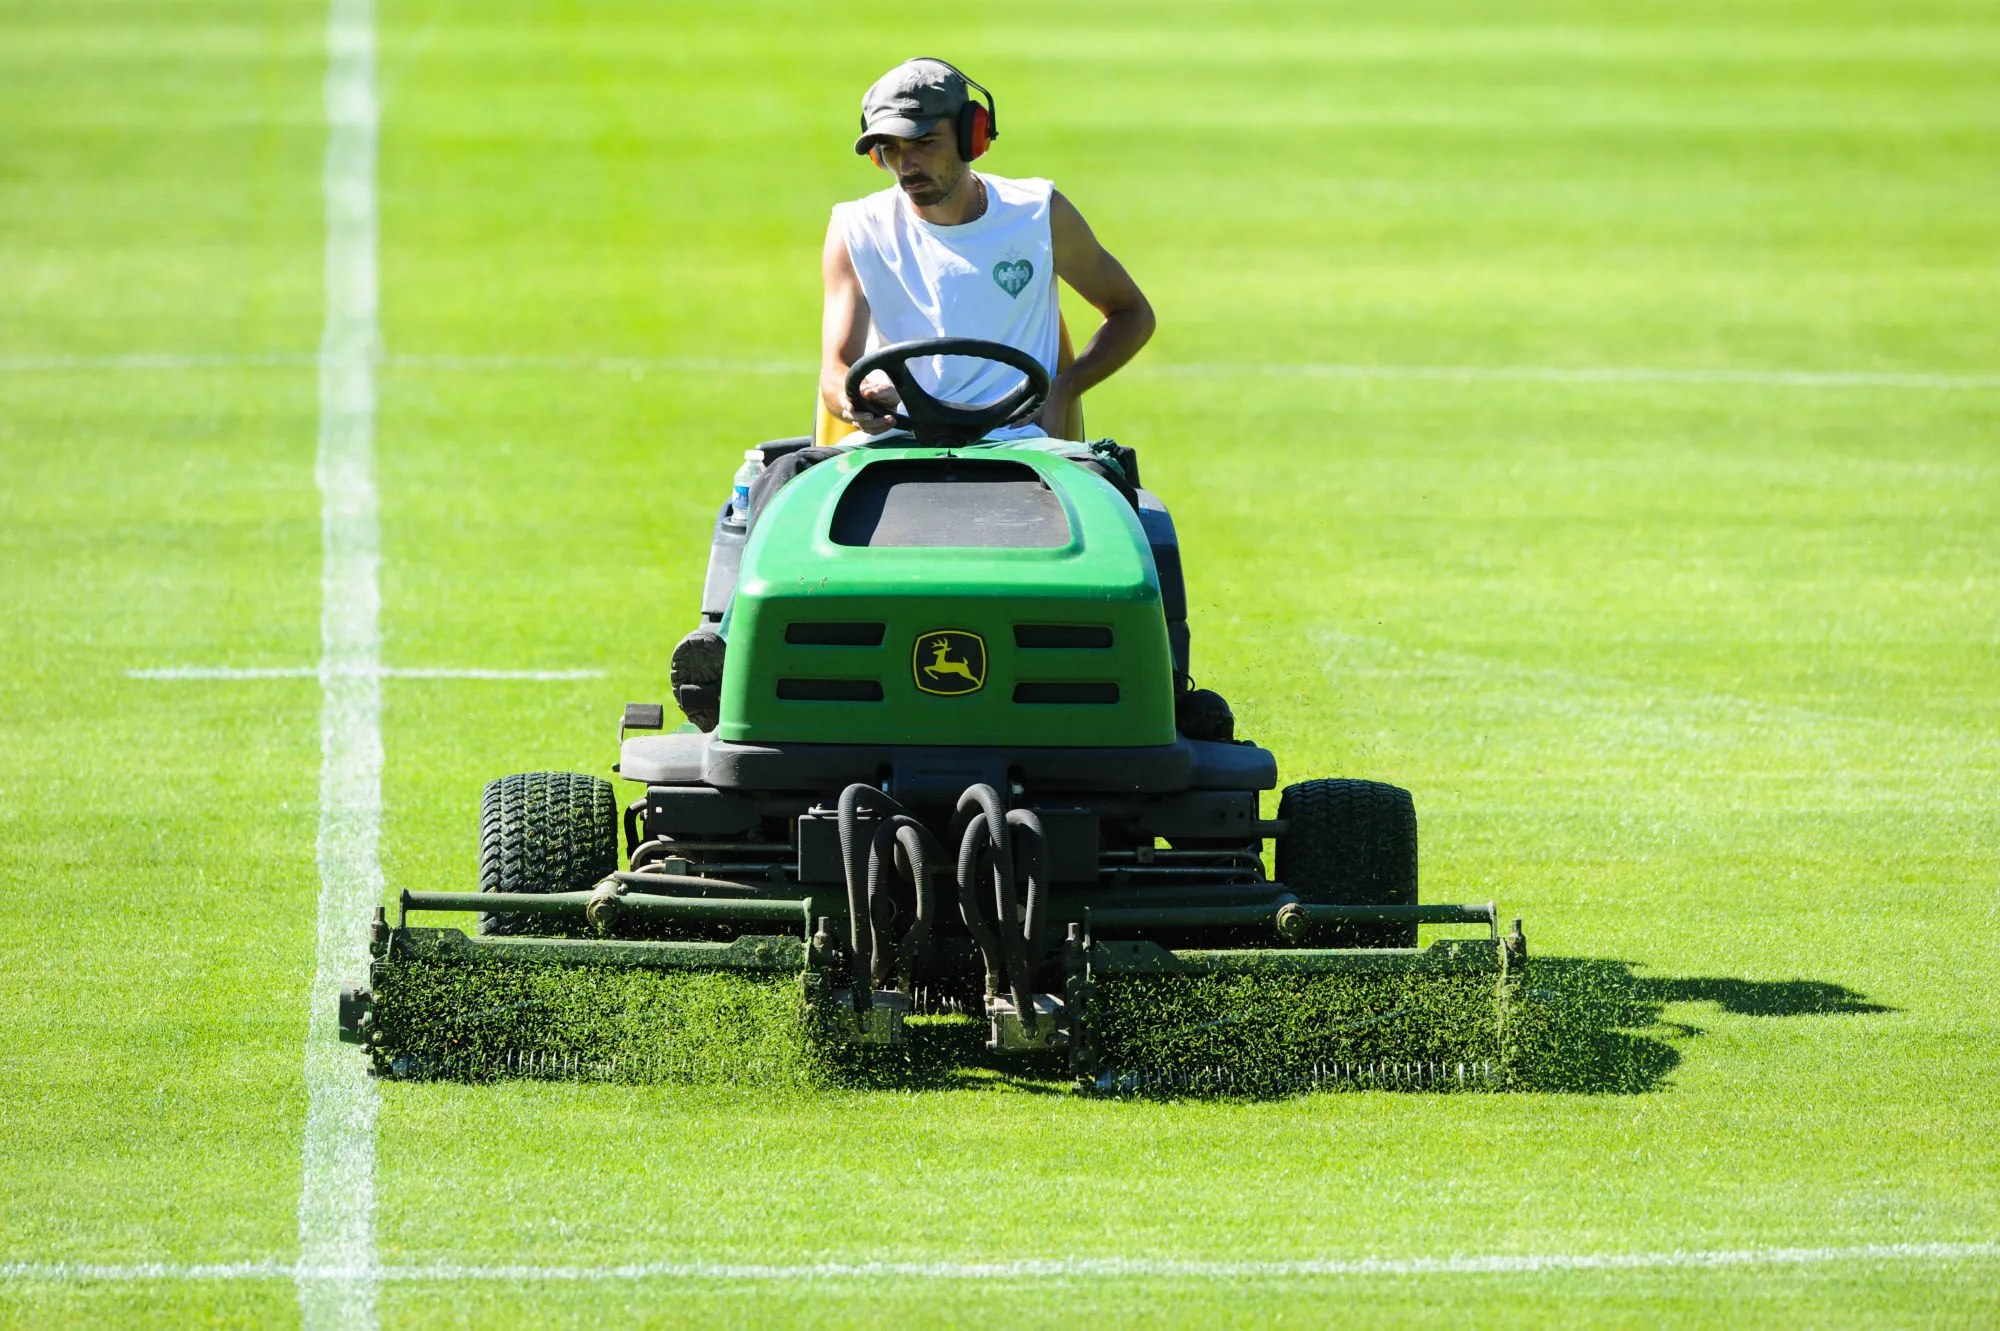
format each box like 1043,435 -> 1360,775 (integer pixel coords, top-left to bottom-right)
477,771 -> 619,936
1275,778 -> 1418,947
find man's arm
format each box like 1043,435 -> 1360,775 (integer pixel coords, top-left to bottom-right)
820,220 -> 900,433
1046,189 -> 1156,436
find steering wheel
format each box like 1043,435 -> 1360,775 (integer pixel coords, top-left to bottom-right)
844,337 -> 1051,447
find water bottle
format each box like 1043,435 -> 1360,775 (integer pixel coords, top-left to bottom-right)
726,448 -> 762,527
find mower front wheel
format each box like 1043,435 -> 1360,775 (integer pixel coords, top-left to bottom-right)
477,771 -> 619,936
1275,778 -> 1419,947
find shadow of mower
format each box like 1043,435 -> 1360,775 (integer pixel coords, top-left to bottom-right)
827,962 -> 1891,1099
1513,958 -> 1892,1095
812,1014 -> 1071,1094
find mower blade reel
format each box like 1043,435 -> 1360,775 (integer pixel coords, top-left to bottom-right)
1080,932 -> 1524,1094
359,926 -> 814,1083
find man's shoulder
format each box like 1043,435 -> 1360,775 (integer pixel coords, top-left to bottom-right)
982,173 -> 1054,208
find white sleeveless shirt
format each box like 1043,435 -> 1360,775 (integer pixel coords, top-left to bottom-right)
833,173 -> 1058,440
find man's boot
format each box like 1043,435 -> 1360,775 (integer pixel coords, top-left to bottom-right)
670,628 -> 726,732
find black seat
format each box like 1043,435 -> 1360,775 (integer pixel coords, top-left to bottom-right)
756,435 -> 815,466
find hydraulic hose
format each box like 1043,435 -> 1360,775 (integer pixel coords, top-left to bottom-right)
881,815 -> 939,977
839,787 -> 950,993
1005,807 -> 1048,960
836,781 -> 1042,1016
865,814 -> 939,985
954,785 -> 1033,1017
837,783 -> 907,1008
953,820 -> 1008,1000
951,784 -> 1012,885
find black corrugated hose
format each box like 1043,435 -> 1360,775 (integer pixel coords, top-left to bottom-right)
869,813 -> 938,985
838,783 -> 1046,1020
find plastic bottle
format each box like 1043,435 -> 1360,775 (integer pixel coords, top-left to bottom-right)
726,448 -> 763,527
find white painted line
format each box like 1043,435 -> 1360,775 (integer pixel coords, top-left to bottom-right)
4,1241 -> 1996,1285
299,0 -> 380,1328
6,351 -> 1998,390
124,666 -> 604,681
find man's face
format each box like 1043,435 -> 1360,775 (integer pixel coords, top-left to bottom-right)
875,126 -> 965,207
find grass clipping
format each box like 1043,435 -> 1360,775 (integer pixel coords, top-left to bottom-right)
367,954 -> 1518,1094
369,955 -> 814,1084
1089,970 -> 1514,1092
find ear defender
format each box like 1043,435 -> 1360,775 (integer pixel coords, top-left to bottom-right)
860,60 -> 997,164
965,103 -> 991,160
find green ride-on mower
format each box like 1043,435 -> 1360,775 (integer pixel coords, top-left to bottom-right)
337,339 -> 1528,1092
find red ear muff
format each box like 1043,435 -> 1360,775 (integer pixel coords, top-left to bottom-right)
967,104 -> 991,160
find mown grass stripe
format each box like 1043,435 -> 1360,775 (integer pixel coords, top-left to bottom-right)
0,353 -> 320,370
5,352 -> 1997,390
298,1 -> 381,1328
5,1241 -> 1996,1284
125,666 -> 604,681
1179,362 -> 2000,390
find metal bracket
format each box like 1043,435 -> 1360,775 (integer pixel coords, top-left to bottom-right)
817,989 -> 911,1046
336,987 -> 375,1045
987,992 -> 1067,1053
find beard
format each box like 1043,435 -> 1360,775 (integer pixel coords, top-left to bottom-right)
898,160 -> 963,208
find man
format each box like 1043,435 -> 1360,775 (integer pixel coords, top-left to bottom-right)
671,58 -> 1233,740
822,57 -> 1154,443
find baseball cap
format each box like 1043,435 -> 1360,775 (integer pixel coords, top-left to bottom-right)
854,58 -> 969,155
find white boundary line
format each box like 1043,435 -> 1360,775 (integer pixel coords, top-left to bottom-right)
4,1241 -> 1996,1285
299,1 -> 380,1328
125,666 -> 604,681
5,351 -> 1997,390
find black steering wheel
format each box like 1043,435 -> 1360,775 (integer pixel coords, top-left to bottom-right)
844,337 -> 1051,447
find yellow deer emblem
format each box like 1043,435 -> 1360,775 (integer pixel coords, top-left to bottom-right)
912,630 -> 986,696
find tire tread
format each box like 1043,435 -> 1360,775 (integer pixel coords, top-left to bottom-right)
476,771 -> 618,936
1275,778 -> 1419,947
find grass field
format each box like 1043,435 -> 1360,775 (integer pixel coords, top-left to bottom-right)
4,0 -> 1999,1324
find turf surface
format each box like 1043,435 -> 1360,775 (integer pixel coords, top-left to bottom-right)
4,0 -> 1999,1324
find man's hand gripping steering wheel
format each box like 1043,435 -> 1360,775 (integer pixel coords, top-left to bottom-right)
840,337 -> 1051,447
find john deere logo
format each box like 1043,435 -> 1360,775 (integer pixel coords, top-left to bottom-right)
913,630 -> 986,696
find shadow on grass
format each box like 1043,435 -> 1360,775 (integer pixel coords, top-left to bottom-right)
826,963 -> 1895,1098
814,1016 -> 1071,1095
1514,958 -> 1893,1095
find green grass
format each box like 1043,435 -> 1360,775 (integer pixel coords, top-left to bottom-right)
4,0 -> 1999,1324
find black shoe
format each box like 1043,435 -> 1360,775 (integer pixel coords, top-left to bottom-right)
670,628 -> 726,731
1175,687 -> 1235,743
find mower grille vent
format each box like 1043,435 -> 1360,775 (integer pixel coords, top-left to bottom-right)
785,621 -> 886,646
1014,624 -> 1114,649
776,678 -> 884,702
1013,681 -> 1120,705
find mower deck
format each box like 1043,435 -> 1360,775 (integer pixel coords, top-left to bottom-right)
337,349 -> 1531,1093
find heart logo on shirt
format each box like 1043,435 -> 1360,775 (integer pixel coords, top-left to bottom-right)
992,259 -> 1034,298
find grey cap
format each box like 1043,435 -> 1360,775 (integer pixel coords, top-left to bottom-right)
854,59 -> 967,155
